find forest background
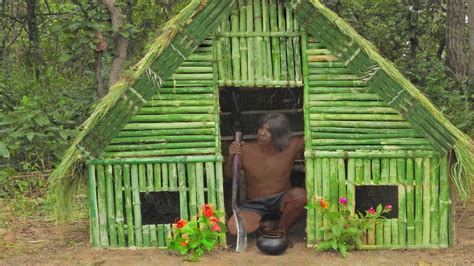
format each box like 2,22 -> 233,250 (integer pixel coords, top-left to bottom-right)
0,0 -> 473,210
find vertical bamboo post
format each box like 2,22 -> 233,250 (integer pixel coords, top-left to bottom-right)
88,164 -> 100,247
397,158 -> 407,247
439,155 -> 449,246
329,158 -> 338,212
113,165 -> 125,247
105,165 -> 118,247
246,0 -> 255,81
277,2 -> 288,80
285,3 -> 295,81
196,162 -> 205,208
138,164 -> 146,193
389,159 -> 398,246
430,156 -> 440,245
146,164 -> 154,192
221,18 -> 232,80
153,164 -> 161,190
365,159 -> 375,245
314,158 -> 323,242
301,32 -> 312,151
123,164 -> 135,246
157,224 -> 165,247
178,163 -> 189,220
131,164 -> 143,247
381,159 -> 389,184
406,158 -> 415,245
293,16 -> 302,82
261,0 -> 273,80
372,159 -> 380,184
414,157 -> 423,245
143,225 -> 151,247
269,0 -> 280,80
373,159 -> 382,245
187,163 -> 198,217
254,0 -> 264,81
423,157 -> 431,245
205,162 -> 217,207
162,163 -> 169,191
239,1 -> 248,80
322,158 -> 330,240
230,5 -> 241,80
169,163 -> 178,191
355,159 -> 366,244
306,158 -> 315,245
337,158 -> 346,202
346,159 -> 355,214
150,224 -> 157,247
381,159 -> 391,245
215,161 -> 227,245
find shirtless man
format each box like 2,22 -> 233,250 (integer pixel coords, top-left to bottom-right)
224,113 -> 306,235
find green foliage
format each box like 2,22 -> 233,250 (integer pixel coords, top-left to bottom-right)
167,204 -> 226,261
306,198 -> 392,258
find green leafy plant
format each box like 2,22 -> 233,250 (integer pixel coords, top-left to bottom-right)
167,204 -> 226,261
306,197 -> 392,258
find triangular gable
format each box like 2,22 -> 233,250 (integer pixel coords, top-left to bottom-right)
291,0 -> 472,199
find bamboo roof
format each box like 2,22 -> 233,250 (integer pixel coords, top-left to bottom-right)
51,0 -> 473,220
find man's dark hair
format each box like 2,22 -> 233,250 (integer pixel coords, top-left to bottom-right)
256,113 -> 292,151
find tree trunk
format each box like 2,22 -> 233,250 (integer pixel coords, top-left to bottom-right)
26,0 -> 40,71
446,0 -> 467,82
468,0 -> 474,93
407,0 -> 420,81
102,0 -> 128,88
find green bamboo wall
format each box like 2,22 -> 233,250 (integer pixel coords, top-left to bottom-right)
305,153 -> 451,248
105,39 -> 220,158
216,0 -> 303,87
87,156 -> 225,248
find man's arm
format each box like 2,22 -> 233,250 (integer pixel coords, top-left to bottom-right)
223,141 -> 242,180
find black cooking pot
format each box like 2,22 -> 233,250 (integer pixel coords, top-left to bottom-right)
256,230 -> 289,255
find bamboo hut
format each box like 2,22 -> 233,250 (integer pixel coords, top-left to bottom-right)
51,0 -> 473,249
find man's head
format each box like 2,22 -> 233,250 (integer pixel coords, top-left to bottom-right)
256,113 -> 292,151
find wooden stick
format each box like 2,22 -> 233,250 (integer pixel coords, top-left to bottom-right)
87,164 -> 100,247
105,165 -> 117,247
113,165 -> 126,247
123,164 -> 135,246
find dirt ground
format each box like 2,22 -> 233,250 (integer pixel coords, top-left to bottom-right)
1,193 -> 474,266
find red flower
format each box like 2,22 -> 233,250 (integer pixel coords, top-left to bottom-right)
210,216 -> 219,223
211,222 -> 221,232
385,204 -> 393,211
180,241 -> 187,247
368,207 -> 376,215
319,199 -> 329,209
339,197 -> 348,206
202,204 -> 214,218
175,219 -> 187,229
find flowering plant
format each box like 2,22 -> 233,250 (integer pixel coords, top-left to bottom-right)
167,204 -> 226,261
306,197 -> 392,258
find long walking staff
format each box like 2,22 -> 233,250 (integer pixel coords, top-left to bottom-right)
231,90 -> 247,252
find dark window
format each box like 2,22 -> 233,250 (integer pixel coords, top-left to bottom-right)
140,192 -> 180,224
355,185 -> 398,219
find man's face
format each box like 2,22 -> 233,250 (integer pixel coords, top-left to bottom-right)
257,123 -> 272,146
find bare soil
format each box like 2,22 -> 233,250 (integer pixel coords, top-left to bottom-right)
1,194 -> 474,265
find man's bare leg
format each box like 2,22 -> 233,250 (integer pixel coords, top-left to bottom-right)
227,210 -> 261,235
278,187 -> 307,233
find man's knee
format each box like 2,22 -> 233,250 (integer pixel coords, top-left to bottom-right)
226,211 -> 261,235
286,187 -> 307,206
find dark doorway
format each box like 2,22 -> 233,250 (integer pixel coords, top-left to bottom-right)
355,185 -> 398,219
140,191 -> 180,225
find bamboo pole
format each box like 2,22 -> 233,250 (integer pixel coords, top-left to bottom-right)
153,164 -> 161,190
406,158 -> 415,245
169,163 -> 178,190
301,32 -> 312,151
239,0 -> 248,80
142,99 -> 215,107
285,3 -> 295,81
430,156 -> 439,245
110,135 -> 216,144
217,31 -> 301,37
329,159 -> 338,212
105,165 -> 117,247
220,18 -> 232,80
124,121 -> 215,131
311,113 -> 403,121
138,164 -> 146,192
246,0 -> 255,81
113,165 -> 125,247
146,164 -> 154,192
87,165 -> 100,247
311,145 -> 435,151
177,163 -> 189,220
231,6 -> 241,80
269,0 -> 280,80
92,155 -> 222,165
389,159 -> 399,245
311,139 -> 431,147
157,224 -> 165,247
337,158 -> 346,204
278,2 -> 288,80
143,225 -> 150,247
309,100 -> 385,107
138,106 -> 214,115
355,159 -> 363,186
150,224 -> 157,247
380,159 -> 389,184
371,159 -> 380,184
414,158 -> 423,245
310,121 -> 413,129
196,162 -> 205,208
439,155 -> 449,246
293,18 -> 302,82
423,157 -> 431,245
131,164 -> 143,247
311,132 -> 422,140
346,159 -> 355,214
187,163 -> 197,217
306,150 -> 439,159
262,0 -> 273,80
205,162 -> 216,206
161,163 -> 169,191
123,164 -> 135,246
104,147 -> 216,158
306,158 -> 315,245
312,127 -> 419,135
253,0 -> 264,81
315,158 -> 323,242
215,162 -> 226,245
309,87 -> 377,94
397,158 -> 407,247
130,114 -> 214,123
322,158 -> 330,241
309,93 -> 381,101
218,80 -> 303,87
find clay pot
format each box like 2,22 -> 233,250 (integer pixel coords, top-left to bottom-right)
256,230 -> 289,255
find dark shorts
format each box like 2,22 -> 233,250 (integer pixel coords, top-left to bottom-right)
239,191 -> 288,216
